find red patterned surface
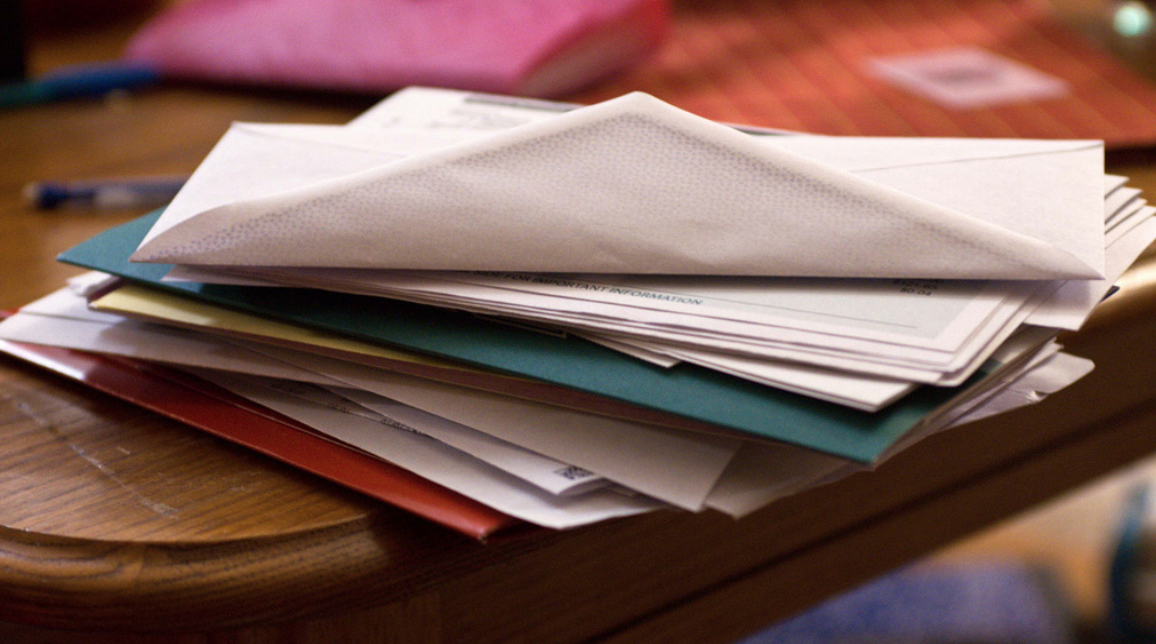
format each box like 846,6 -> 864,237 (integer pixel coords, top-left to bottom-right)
569,0 -> 1156,147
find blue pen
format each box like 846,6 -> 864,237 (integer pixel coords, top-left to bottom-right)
0,61 -> 159,109
24,176 -> 187,210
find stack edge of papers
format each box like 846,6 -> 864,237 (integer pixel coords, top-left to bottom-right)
3,87 -> 1150,537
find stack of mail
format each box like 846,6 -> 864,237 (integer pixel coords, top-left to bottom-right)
3,87 -> 1152,534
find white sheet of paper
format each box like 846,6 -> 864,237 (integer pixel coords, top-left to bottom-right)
132,88 -> 1105,280
339,271 -> 1017,353
253,268 -> 1042,380
0,291 -> 339,385
946,352 -> 1095,424
704,441 -> 858,517
330,385 -> 609,497
1108,199 -> 1147,235
191,369 -> 662,530
213,374 -> 607,497
1027,210 -> 1156,330
876,334 -> 1068,460
704,343 -> 1092,518
226,340 -> 741,511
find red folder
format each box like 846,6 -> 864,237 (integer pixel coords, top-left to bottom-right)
0,336 -> 516,539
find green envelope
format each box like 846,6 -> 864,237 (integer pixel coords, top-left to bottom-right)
59,211 -> 983,463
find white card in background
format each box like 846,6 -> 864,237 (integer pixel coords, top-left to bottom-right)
189,369 -> 662,530
866,47 -> 1070,109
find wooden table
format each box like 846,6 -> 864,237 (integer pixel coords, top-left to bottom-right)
4,3 -> 1156,642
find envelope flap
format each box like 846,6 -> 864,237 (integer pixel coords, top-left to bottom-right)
133,92 -> 1103,279
138,123 -> 409,247
765,136 -> 1102,171
763,136 -> 1106,277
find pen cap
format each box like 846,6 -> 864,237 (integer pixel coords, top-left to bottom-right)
23,176 -> 185,210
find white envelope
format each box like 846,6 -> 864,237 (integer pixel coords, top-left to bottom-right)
132,91 -> 1105,280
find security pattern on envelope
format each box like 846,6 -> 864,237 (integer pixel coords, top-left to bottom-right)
132,91 -> 1106,280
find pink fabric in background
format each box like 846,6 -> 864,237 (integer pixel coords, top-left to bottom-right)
125,0 -> 668,97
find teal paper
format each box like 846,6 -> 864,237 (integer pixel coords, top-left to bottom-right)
59,211 -> 975,462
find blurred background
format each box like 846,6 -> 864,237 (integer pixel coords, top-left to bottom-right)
8,1 -> 1156,642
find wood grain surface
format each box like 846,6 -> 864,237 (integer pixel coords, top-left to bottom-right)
4,2 -> 1156,642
